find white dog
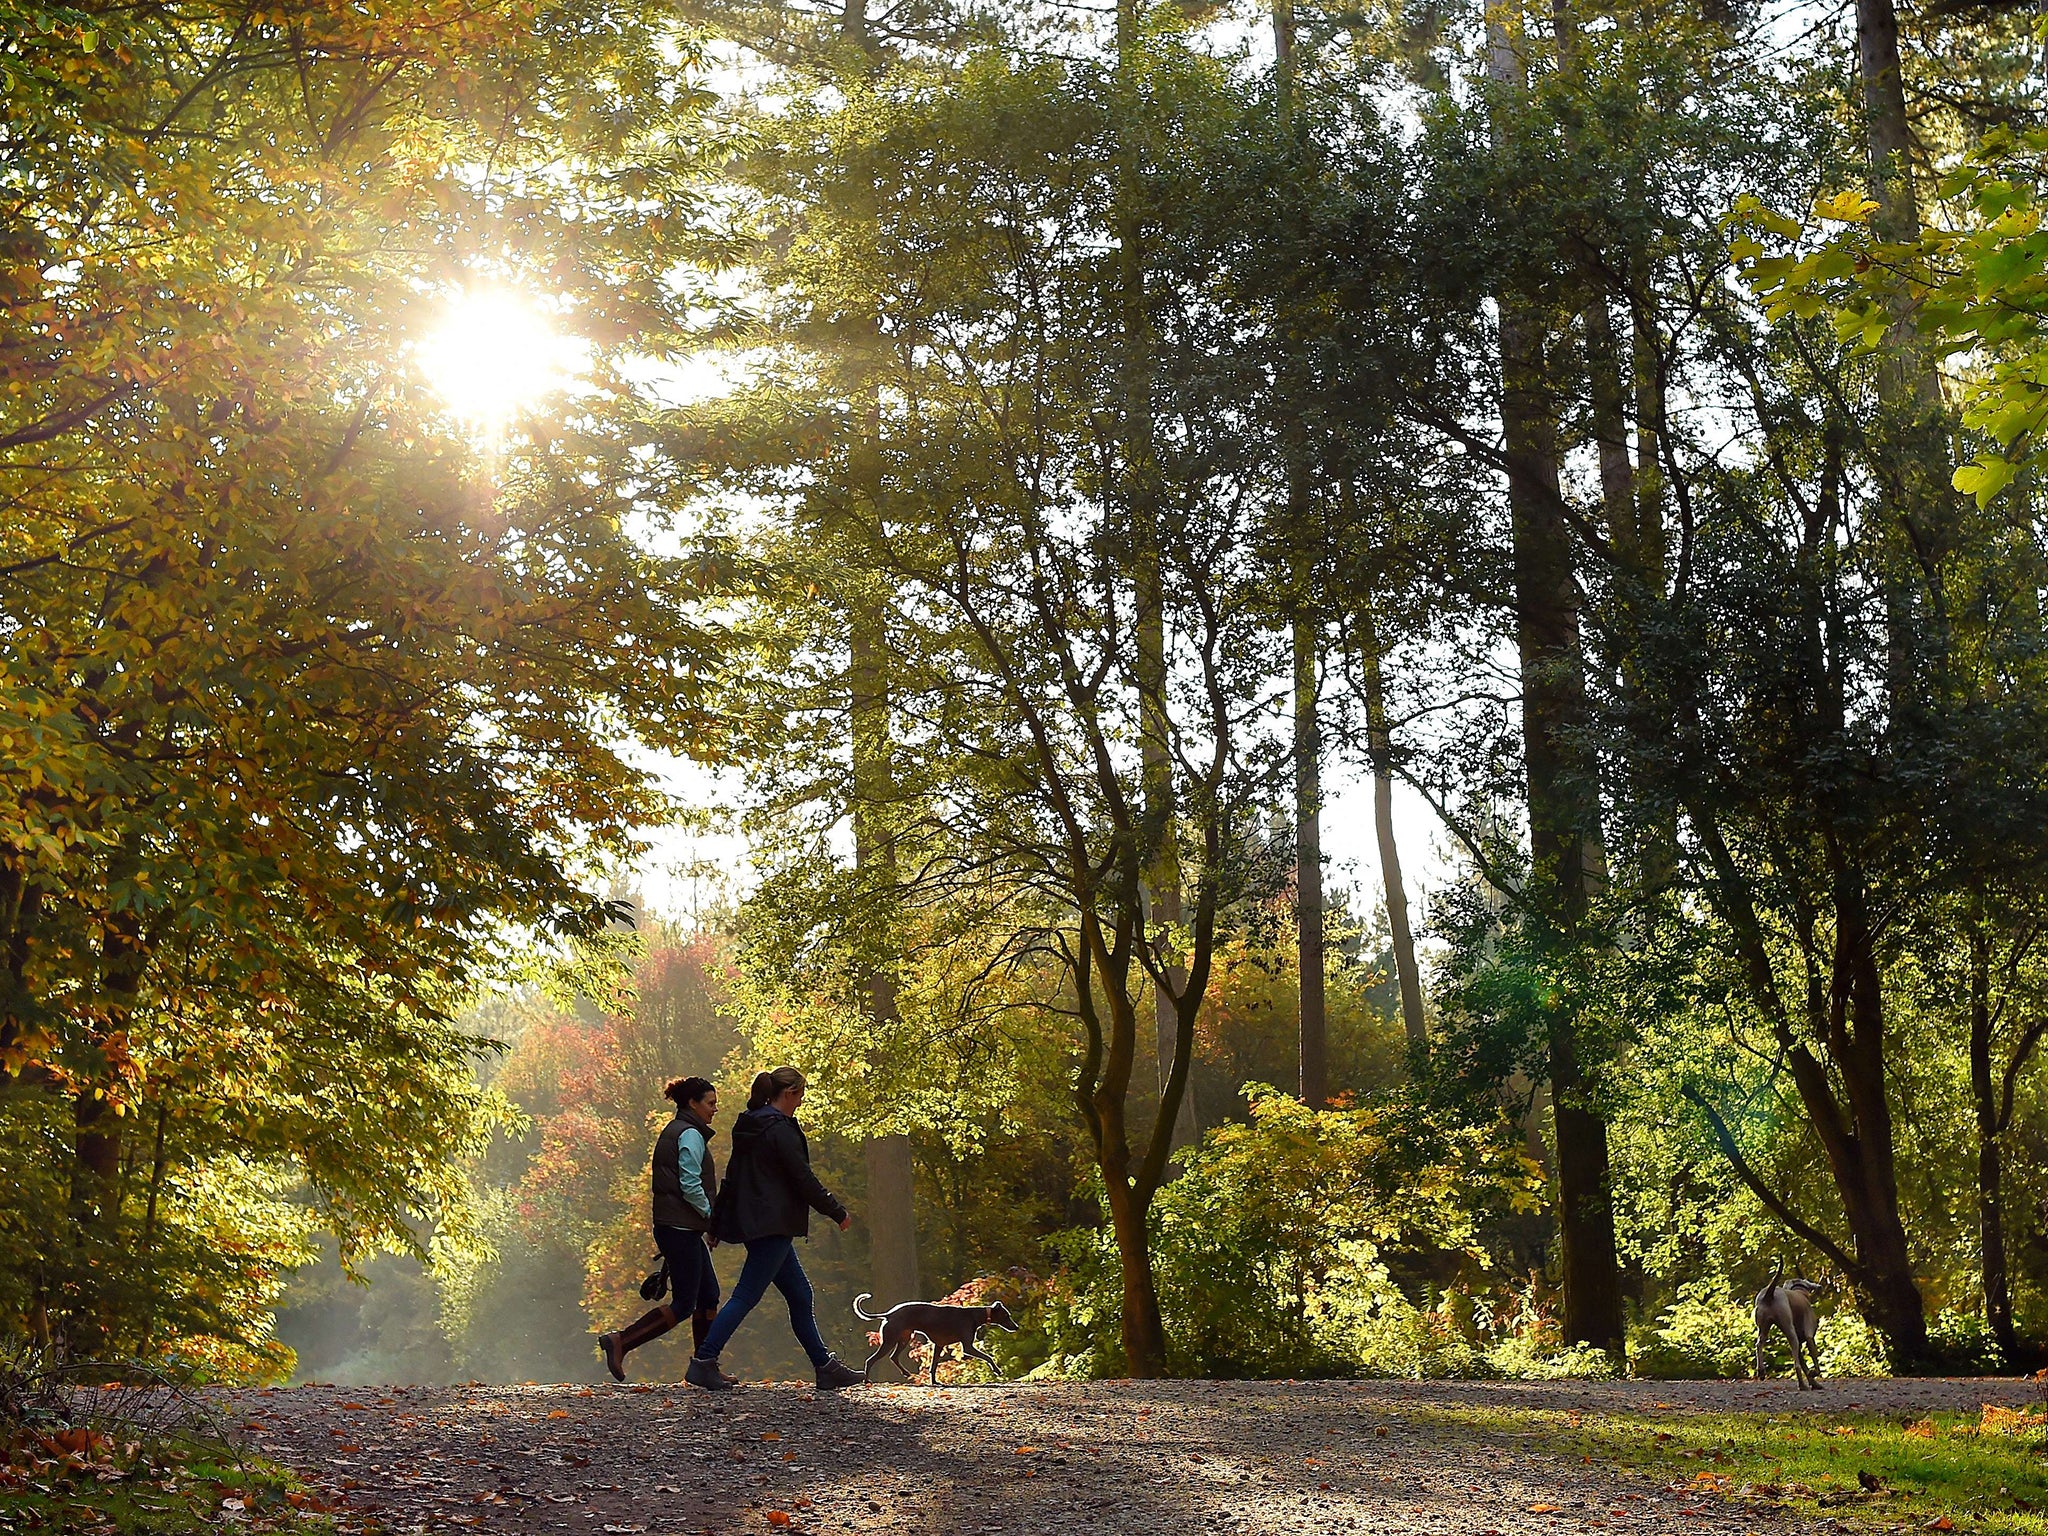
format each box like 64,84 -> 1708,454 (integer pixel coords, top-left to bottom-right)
1753,1259 -> 1825,1388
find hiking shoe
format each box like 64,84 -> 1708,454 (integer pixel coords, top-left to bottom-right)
814,1356 -> 866,1390
685,1356 -> 733,1391
598,1333 -> 626,1382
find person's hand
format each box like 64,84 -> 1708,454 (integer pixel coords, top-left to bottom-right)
837,1214 -> 852,1232
707,1236 -> 719,1249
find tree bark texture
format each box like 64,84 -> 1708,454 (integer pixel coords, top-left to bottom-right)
1968,925 -> 2019,1366
1295,617 -> 1327,1107
1359,612 -> 1426,1052
1122,0 -> 1196,1153
850,575 -> 921,1307
1274,0 -> 1325,1110
1489,3 -> 1625,1355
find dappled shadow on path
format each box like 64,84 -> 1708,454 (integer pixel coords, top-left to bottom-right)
220,1376 -> 2039,1536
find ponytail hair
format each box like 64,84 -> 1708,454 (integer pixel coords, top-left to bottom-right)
747,1065 -> 806,1110
665,1076 -> 715,1110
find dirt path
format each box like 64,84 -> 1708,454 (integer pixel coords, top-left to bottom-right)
221,1377 -> 2043,1536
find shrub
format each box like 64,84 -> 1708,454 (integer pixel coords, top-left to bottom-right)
1631,1289 -> 1758,1380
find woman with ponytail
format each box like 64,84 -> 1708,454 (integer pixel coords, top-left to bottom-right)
685,1066 -> 864,1391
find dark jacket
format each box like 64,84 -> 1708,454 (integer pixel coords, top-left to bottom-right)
651,1108 -> 718,1232
714,1104 -> 845,1242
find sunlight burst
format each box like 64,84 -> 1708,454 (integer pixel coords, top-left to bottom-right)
415,288 -> 586,434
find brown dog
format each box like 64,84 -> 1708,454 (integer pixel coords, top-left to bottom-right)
854,1293 -> 1017,1385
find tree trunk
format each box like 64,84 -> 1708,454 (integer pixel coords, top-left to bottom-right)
1295,617 -> 1327,1107
850,543 -> 920,1306
1103,1154 -> 1168,1377
1121,0 -> 1195,1152
1830,874 -> 1927,1361
1855,0 -> 1917,242
862,1132 -> 920,1306
1359,609 -> 1426,1052
1488,4 -> 1624,1357
1968,924 -> 2020,1366
1275,0 -> 1326,1108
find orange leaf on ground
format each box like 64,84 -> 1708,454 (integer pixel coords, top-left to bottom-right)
765,1512 -> 791,1527
547,1410 -> 570,1420
762,1432 -> 781,1442
1528,1505 -> 1561,1514
1014,1446 -> 1038,1454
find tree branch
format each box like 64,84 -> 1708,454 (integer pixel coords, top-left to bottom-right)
1681,1083 -> 1862,1280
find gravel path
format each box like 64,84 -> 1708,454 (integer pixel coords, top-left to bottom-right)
220,1377 -> 2044,1536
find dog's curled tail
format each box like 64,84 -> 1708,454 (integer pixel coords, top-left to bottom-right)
852,1292 -> 884,1321
1764,1257 -> 1783,1297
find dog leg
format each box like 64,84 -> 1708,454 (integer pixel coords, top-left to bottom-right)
930,1342 -> 949,1387
1784,1323 -> 1812,1390
1754,1325 -> 1770,1382
963,1340 -> 1000,1379
891,1339 -> 915,1380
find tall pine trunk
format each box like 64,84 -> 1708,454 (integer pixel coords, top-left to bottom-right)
850,593 -> 922,1307
1968,925 -> 2019,1365
1295,617 -> 1327,1105
1122,0 -> 1196,1152
1487,5 -> 1625,1356
847,335 -> 921,1302
1274,0 -> 1326,1107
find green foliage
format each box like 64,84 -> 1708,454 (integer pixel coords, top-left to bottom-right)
1148,1087 -> 1543,1377
1,0 -> 728,1363
1628,1289 -> 1760,1381
1734,130 -> 2048,505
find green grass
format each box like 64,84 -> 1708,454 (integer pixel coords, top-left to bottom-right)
0,1434 -> 339,1536
1408,1404 -> 2048,1536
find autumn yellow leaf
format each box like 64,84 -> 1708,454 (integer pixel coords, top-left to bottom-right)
1814,190 -> 1880,223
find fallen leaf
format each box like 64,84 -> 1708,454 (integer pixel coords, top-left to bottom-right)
547,1410 -> 571,1420
1528,1505 -> 1561,1514
1926,1520 -> 1954,1532
761,1432 -> 782,1442
766,1513 -> 792,1527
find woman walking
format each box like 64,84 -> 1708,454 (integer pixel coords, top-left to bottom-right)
598,1076 -> 728,1382
685,1066 -> 865,1391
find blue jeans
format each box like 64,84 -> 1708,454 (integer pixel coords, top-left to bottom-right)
695,1236 -> 829,1368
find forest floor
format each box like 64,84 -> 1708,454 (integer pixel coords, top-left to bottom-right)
216,1376 -> 2048,1536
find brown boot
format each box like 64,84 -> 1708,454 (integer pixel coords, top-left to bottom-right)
600,1305 -> 679,1381
693,1310 -> 739,1385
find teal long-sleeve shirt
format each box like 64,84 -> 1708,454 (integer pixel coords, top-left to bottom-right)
675,1123 -> 712,1221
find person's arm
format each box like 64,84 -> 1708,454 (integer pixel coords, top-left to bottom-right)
767,1118 -> 847,1225
676,1126 -> 713,1222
